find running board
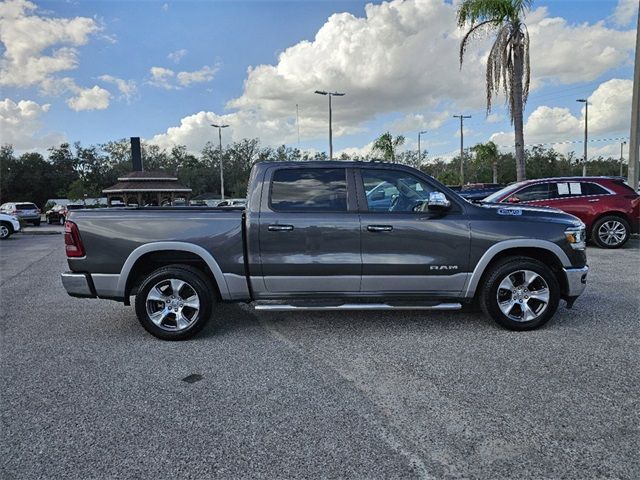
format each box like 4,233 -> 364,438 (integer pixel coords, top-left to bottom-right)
253,302 -> 462,312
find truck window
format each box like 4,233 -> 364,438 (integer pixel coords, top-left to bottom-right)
362,169 -> 434,212
270,168 -> 347,212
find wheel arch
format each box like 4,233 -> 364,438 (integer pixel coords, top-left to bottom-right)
464,240 -> 570,299
119,242 -> 230,302
589,211 -> 632,238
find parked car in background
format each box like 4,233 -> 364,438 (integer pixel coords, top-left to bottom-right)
0,202 -> 41,226
0,212 -> 21,239
458,183 -> 505,201
46,204 -> 83,224
483,177 -> 640,249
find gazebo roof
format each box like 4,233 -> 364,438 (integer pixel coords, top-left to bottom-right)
103,171 -> 191,194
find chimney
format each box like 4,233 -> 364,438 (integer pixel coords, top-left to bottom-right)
131,137 -> 143,171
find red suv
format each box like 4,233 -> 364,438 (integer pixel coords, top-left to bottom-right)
484,177 -> 639,249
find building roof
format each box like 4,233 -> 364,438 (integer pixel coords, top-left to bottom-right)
117,171 -> 178,181
103,180 -> 191,193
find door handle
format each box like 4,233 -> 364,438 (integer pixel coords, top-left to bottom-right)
268,224 -> 294,232
367,225 -> 393,232
588,199 -> 600,203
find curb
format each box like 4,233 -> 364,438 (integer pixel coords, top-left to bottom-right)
20,230 -> 62,236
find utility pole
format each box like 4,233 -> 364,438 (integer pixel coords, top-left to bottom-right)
418,130 -> 427,164
628,11 -> 640,190
296,103 -> 300,147
211,123 -> 229,200
577,99 -> 589,176
620,141 -> 627,177
315,90 -> 345,160
453,115 -> 471,185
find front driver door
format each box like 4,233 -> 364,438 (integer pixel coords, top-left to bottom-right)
357,167 -> 470,296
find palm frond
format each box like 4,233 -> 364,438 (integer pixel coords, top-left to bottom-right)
459,19 -> 496,67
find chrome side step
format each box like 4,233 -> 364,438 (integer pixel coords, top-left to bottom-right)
253,302 -> 462,312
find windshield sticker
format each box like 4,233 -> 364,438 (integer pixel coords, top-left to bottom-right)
497,208 -> 522,216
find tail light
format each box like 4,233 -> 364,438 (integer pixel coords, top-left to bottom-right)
64,221 -> 85,257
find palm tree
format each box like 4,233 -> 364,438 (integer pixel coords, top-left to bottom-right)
372,132 -> 405,162
471,141 -> 499,183
457,0 -> 532,181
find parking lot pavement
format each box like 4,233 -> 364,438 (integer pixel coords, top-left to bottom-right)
1,237 -> 639,479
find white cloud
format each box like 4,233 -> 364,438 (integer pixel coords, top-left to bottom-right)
0,98 -> 65,150
98,74 -> 137,102
527,7 -> 636,86
161,3 -> 169,12
490,79 -> 633,156
149,65 -> 218,89
387,111 -> 451,134
611,0 -> 639,26
167,49 -> 188,63
0,0 -> 99,87
177,65 -> 218,86
67,85 -> 111,111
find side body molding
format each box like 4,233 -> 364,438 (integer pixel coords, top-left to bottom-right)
463,239 -> 571,298
117,242 -> 232,300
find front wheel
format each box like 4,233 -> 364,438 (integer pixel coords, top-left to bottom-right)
591,215 -> 630,249
33,219 -> 41,226
480,257 -> 560,331
134,265 -> 214,340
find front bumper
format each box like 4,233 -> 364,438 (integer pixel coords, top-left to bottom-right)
563,265 -> 588,297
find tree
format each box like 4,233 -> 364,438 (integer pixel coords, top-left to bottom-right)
458,0 -> 532,182
471,141 -> 499,183
372,132 -> 405,162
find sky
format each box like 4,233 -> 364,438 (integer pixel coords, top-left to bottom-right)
0,0 -> 637,162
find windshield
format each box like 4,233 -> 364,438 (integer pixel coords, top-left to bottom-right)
16,203 -> 38,210
482,183 -> 525,203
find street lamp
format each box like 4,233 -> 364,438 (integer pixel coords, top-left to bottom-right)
577,99 -> 589,176
418,130 -> 428,164
211,123 -> 229,200
620,141 -> 627,177
314,90 -> 345,160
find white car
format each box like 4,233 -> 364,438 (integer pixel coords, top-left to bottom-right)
0,213 -> 21,240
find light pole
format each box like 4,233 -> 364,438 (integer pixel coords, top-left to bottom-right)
620,141 -> 627,177
453,114 -> 471,185
314,90 -> 345,160
211,123 -> 229,200
418,130 -> 427,164
577,99 -> 589,176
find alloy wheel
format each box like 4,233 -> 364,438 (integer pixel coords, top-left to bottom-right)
496,269 -> 550,322
597,220 -> 626,246
145,278 -> 200,332
0,225 -> 9,239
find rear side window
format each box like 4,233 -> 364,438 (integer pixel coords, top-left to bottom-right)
580,182 -> 609,196
270,168 -> 347,212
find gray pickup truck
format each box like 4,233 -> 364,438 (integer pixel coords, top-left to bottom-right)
61,161 -> 588,340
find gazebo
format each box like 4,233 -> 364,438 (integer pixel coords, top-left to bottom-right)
102,171 -> 192,207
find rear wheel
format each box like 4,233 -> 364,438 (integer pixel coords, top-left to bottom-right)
480,257 -> 560,331
591,215 -> 630,249
33,219 -> 40,226
134,265 -> 214,340
0,222 -> 11,240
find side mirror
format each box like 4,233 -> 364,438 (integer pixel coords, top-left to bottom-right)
427,191 -> 451,211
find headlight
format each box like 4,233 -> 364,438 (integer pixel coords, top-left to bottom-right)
565,225 -> 586,250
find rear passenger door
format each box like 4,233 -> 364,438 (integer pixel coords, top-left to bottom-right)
257,166 -> 361,295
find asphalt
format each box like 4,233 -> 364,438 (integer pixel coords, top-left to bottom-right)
1,234 -> 639,479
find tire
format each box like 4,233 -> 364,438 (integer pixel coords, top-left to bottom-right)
134,265 -> 215,340
591,215 -> 630,249
0,222 -> 11,240
479,256 -> 560,331
33,219 -> 41,226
